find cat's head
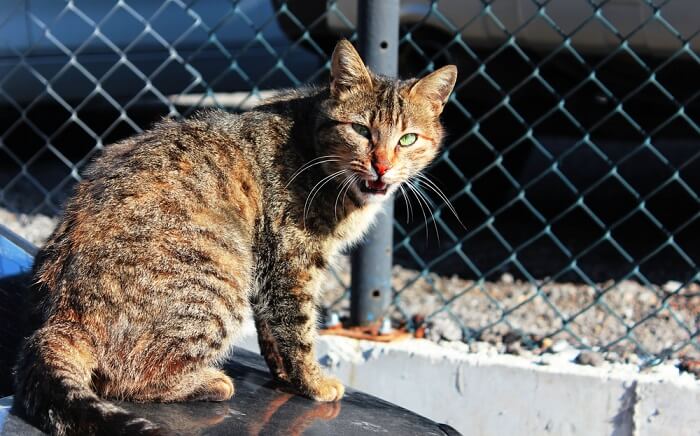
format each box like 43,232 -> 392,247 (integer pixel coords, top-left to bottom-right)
317,39 -> 457,205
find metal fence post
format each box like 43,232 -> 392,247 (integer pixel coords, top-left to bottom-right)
350,0 -> 400,327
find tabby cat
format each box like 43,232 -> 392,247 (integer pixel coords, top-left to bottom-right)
13,40 -> 457,435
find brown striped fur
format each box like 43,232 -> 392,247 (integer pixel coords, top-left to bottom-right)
12,40 -> 456,435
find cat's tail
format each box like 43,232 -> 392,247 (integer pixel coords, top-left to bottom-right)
13,321 -> 165,436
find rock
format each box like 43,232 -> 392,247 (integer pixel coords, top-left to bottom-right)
439,340 -> 471,354
429,317 -> 463,342
604,351 -> 621,363
625,354 -> 641,366
576,350 -> 605,367
550,339 -> 570,353
505,341 -> 521,355
500,273 -> 514,284
470,341 -> 497,356
663,281 -> 682,293
678,359 -> 700,378
502,330 -> 523,345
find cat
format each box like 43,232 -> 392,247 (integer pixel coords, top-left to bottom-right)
12,39 -> 457,435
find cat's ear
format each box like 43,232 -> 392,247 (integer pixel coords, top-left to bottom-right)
330,39 -> 373,98
409,65 -> 458,114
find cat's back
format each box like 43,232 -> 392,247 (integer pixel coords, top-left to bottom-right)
34,110 -> 279,299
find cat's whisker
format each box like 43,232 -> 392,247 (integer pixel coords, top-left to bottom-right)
286,155 -> 342,188
289,155 -> 340,178
398,184 -> 413,223
415,174 -> 466,229
341,175 -> 359,215
412,181 -> 440,245
287,159 -> 342,189
412,181 -> 437,209
334,174 -> 356,221
404,180 -> 431,244
303,169 -> 347,228
304,170 -> 343,220
410,180 -> 441,246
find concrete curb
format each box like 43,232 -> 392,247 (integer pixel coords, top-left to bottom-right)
237,330 -> 699,436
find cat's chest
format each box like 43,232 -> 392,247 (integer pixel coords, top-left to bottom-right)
330,202 -> 383,253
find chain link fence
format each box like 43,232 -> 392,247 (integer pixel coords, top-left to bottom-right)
1,0 -> 699,367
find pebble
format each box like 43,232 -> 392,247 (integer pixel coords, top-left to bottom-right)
625,354 -> 641,366
505,341 -> 533,358
663,281 -> 683,293
470,341 -> 497,356
429,317 -> 463,342
550,339 -> 570,353
575,350 -> 605,367
604,351 -> 621,363
678,359 -> 700,378
500,273 -> 514,284
439,340 -> 471,354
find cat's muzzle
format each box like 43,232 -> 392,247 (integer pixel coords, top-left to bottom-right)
359,179 -> 389,195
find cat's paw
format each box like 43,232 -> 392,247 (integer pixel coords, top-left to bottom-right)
207,375 -> 235,401
307,377 -> 345,402
190,373 -> 235,402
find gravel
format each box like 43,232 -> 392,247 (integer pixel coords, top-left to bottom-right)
575,350 -> 605,367
3,207 -> 699,369
320,254 -> 700,367
0,208 -> 58,246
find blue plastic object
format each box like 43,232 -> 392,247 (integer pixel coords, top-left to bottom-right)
0,225 -> 35,280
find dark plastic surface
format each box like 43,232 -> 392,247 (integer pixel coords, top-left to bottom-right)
0,226 -> 460,435
1,347 -> 455,435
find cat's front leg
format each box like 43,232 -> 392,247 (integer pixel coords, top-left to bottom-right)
256,274 -> 344,402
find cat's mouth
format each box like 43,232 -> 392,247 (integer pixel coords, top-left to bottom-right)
359,179 -> 389,195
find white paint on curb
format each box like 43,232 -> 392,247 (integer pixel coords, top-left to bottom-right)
236,323 -> 699,436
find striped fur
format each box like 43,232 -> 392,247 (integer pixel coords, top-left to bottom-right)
13,40 -> 456,435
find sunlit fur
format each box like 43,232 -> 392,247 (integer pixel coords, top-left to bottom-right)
12,40 -> 456,436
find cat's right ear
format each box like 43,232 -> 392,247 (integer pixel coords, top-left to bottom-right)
330,40 -> 373,99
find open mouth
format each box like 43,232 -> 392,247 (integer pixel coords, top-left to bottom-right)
360,179 -> 389,195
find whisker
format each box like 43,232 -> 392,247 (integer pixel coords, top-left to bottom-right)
398,184 -> 413,223
334,174 -> 356,221
286,155 -> 342,188
303,171 -> 341,223
409,179 -> 440,245
405,180 -> 430,244
304,169 -> 347,228
341,175 -> 359,214
415,174 -> 465,229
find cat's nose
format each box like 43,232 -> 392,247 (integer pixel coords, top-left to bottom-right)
372,160 -> 391,178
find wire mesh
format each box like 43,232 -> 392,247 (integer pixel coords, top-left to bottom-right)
0,0 -> 698,366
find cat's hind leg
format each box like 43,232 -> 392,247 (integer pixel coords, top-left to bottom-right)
122,364 -> 235,403
163,367 -> 234,402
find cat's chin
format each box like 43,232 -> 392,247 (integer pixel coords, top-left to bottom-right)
360,191 -> 389,204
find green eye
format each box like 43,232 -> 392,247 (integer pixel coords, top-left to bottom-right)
352,123 -> 370,138
399,133 -> 418,146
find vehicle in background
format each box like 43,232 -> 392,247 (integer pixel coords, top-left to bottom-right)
0,0 -> 324,106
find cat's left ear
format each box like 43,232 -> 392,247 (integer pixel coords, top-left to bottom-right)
330,39 -> 373,99
408,65 -> 458,114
